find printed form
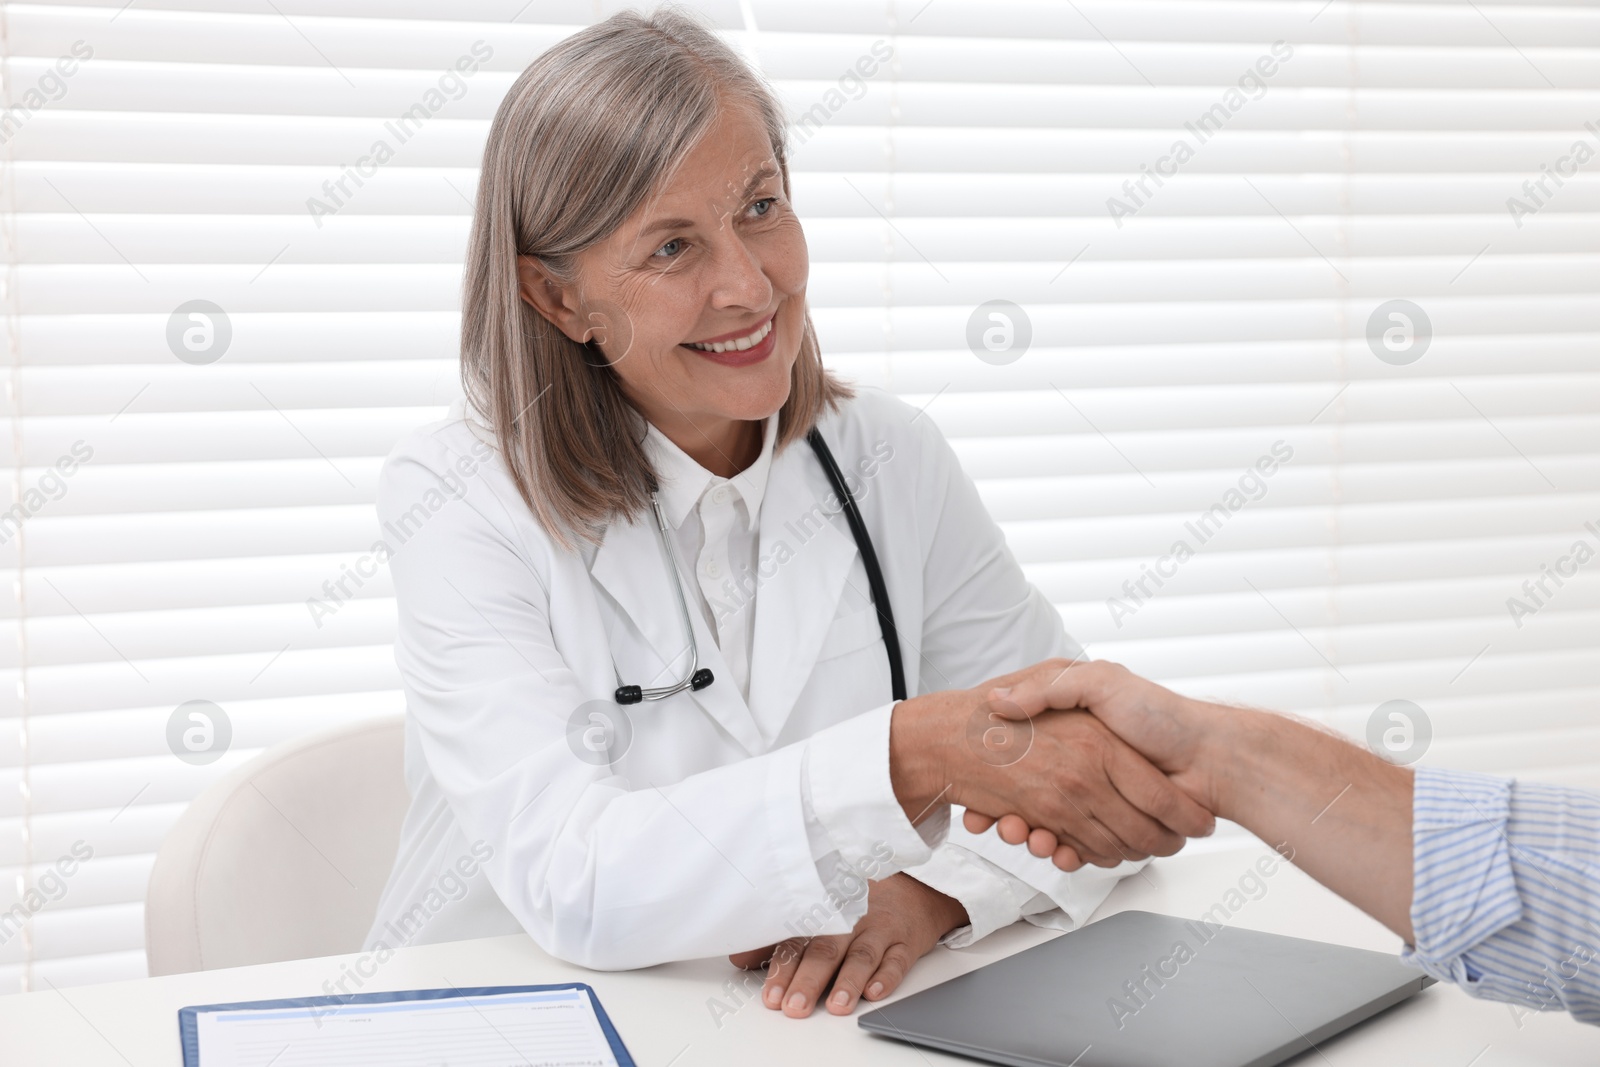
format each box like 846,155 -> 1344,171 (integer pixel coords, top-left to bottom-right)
191,986 -> 623,1067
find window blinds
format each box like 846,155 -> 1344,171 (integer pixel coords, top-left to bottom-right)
2,0 -> 1596,992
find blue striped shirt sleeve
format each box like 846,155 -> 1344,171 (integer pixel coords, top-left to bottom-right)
1405,766 -> 1600,1025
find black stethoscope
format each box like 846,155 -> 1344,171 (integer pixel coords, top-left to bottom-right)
614,428 -> 907,705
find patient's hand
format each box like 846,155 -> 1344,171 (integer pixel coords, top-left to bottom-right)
962,661 -> 1220,870
727,874 -> 967,1018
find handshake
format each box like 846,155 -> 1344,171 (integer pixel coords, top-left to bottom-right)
891,658 -> 1417,943
890,659 -> 1227,872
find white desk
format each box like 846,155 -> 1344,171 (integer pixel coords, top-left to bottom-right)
2,844 -> 1594,1065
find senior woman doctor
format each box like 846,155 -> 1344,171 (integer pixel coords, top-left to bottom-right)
365,8 -> 1209,1020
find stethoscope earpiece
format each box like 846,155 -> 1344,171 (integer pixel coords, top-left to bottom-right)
612,673 -> 709,706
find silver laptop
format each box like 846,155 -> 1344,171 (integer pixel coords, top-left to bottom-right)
858,910 -> 1433,1067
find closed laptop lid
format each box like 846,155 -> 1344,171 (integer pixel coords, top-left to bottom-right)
858,910 -> 1432,1067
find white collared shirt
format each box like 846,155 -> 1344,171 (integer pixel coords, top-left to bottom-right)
641,415 -> 780,702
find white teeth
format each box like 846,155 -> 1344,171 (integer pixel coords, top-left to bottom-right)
687,317 -> 772,353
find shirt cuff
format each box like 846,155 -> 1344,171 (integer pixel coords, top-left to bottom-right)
804,701 -> 945,913
903,844 -> 1051,947
1402,766 -> 1524,985
906,809 -> 1143,948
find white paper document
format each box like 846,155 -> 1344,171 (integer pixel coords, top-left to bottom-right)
189,985 -> 624,1067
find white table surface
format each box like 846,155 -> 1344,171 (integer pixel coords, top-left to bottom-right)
2,844 -> 1595,1066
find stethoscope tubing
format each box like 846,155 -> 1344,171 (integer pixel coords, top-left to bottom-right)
805,428 -> 907,703
613,427 -> 906,706
617,495 -> 710,703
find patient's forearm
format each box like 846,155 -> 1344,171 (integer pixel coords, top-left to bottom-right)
975,662 -> 1419,942
1201,704 -> 1415,942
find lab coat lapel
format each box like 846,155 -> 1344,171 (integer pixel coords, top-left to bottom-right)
590,514 -> 765,756
746,445 -> 858,738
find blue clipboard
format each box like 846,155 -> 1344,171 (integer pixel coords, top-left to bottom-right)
177,982 -> 636,1067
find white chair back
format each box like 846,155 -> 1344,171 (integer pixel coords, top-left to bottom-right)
144,713 -> 408,975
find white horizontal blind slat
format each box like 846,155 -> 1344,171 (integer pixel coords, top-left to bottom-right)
4,0 -> 1597,991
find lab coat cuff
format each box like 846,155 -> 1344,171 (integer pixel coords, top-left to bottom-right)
904,843 -> 1044,948
806,702 -> 943,879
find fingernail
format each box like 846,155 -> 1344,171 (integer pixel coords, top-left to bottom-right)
831,990 -> 850,1007
991,686 -> 1011,698
786,992 -> 807,1012
867,982 -> 884,999
765,986 -> 782,1007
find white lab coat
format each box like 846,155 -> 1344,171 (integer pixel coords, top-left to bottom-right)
364,386 -> 1138,969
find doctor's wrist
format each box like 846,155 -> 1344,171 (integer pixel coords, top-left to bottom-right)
888,692 -> 963,828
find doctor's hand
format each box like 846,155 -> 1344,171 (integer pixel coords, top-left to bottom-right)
727,874 -> 966,1018
961,660 -> 1220,870
891,659 -> 1215,870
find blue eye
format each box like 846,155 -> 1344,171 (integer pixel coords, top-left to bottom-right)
749,197 -> 777,218
653,238 -> 684,259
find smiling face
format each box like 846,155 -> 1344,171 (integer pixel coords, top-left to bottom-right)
517,99 -> 809,471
